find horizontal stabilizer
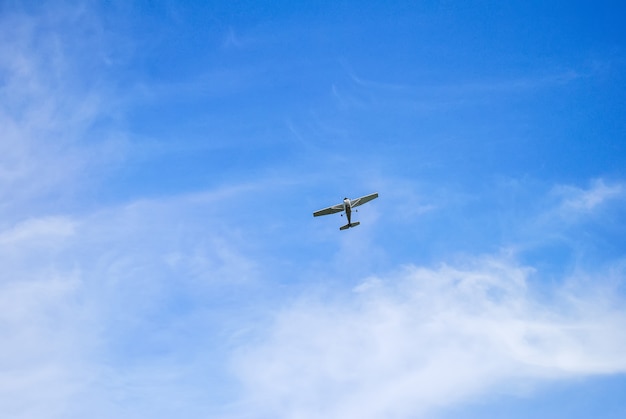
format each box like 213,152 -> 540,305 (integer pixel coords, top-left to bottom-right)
339,221 -> 360,231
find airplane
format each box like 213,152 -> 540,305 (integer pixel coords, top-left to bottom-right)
313,192 -> 379,230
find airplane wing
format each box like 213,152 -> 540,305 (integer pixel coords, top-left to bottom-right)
313,203 -> 344,217
351,192 -> 379,208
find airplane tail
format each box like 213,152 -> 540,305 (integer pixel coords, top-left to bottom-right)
339,221 -> 360,231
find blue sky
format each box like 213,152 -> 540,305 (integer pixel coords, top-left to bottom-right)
1,1 -> 626,418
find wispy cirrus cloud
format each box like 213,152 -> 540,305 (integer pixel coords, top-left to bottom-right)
0,7 -> 264,417
329,64 -> 591,115
553,179 -> 625,214
232,255 -> 626,419
513,178 -> 626,260
0,189 -> 270,418
0,4 -> 126,221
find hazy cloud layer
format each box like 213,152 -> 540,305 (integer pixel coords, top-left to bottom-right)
0,194 -> 266,418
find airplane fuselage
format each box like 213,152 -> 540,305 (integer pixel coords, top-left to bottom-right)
342,198 -> 352,225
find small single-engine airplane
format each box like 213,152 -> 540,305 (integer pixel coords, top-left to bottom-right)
313,192 -> 379,230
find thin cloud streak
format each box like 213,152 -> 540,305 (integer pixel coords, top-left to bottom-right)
554,179 -> 625,213
330,66 -> 591,114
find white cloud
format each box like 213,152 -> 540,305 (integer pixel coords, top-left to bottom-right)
0,228 -> 93,419
553,179 -> 624,214
0,4 -> 125,222
0,7 -> 295,406
0,216 -> 75,245
0,189 -> 268,418
232,256 -> 626,419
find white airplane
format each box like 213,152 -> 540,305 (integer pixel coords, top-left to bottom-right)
313,192 -> 379,230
